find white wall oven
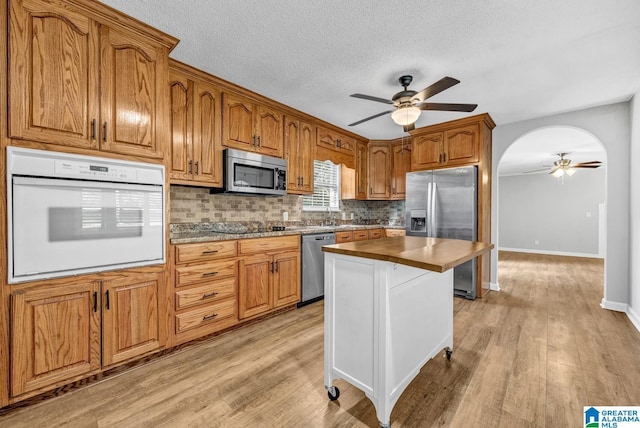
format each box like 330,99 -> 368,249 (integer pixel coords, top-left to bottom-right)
7,147 -> 165,284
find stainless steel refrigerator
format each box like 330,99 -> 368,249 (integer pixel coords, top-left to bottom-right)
405,166 -> 478,299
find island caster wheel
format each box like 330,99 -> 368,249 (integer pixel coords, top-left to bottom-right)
327,386 -> 340,401
445,347 -> 453,361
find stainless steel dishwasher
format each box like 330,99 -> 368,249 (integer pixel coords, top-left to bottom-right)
299,232 -> 336,306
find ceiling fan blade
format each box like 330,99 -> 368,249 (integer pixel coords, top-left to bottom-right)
403,123 -> 415,133
412,77 -> 460,103
348,110 -> 394,126
523,168 -> 550,174
572,161 -> 603,167
418,102 -> 478,112
350,93 -> 394,105
572,164 -> 602,169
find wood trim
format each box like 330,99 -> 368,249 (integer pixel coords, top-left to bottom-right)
62,0 -> 179,50
0,0 -> 10,408
409,113 -> 496,136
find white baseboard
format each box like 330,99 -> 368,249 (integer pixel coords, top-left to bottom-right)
627,305 -> 640,333
600,298 -> 628,312
499,247 -> 603,259
490,282 -> 500,291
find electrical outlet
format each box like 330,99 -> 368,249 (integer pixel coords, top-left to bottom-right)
282,211 -> 288,221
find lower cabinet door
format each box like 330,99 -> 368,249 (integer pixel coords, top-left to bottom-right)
102,273 -> 162,366
11,281 -> 101,396
273,251 -> 300,308
238,254 -> 273,319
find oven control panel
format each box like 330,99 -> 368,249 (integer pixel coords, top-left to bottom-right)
55,160 -> 138,181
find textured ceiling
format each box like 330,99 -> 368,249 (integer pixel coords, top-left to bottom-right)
100,0 -> 640,143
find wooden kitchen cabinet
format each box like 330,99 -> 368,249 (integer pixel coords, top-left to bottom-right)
352,230 -> 369,241
238,236 -> 300,319
285,116 -> 314,194
11,281 -> 101,397
101,273 -> 162,366
368,143 -> 392,199
411,124 -> 479,170
355,141 -> 368,199
391,141 -> 411,199
385,229 -> 406,238
10,270 -> 164,397
335,231 -> 353,243
367,229 -> 384,239
172,240 -> 238,344
314,126 -> 357,169
169,61 -> 223,186
8,0 -> 176,158
222,92 -> 284,158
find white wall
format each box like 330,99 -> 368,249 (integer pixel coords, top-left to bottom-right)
499,168 -> 605,256
491,102 -> 630,310
629,92 -> 640,330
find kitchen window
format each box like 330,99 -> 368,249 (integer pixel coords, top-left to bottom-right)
303,160 -> 340,211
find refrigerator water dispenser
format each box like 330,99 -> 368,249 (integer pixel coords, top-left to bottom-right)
410,209 -> 427,232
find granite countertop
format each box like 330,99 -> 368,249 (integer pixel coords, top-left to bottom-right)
170,224 -> 405,244
322,236 -> 494,273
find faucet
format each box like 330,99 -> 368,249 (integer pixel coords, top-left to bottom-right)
326,208 -> 337,226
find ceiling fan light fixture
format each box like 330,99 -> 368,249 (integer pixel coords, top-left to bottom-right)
566,167 -> 576,176
552,168 -> 564,177
391,105 -> 421,126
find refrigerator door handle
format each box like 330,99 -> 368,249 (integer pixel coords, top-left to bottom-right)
431,182 -> 438,238
426,182 -> 432,236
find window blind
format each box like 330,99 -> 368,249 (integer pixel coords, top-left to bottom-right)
303,160 -> 340,211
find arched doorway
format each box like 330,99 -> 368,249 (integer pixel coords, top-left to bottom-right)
496,125 -> 607,296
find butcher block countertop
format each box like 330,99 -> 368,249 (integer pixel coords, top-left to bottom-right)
322,236 -> 494,273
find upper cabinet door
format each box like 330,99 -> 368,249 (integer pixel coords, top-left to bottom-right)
391,142 -> 411,199
9,0 -> 100,149
99,26 -> 163,158
298,121 -> 315,193
284,117 -> 301,191
168,72 -> 191,181
368,143 -> 391,199
222,92 -> 256,151
443,125 -> 479,166
355,141 -> 368,199
411,132 -> 443,171
192,80 -> 222,185
255,105 -> 283,157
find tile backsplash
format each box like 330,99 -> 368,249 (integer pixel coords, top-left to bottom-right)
170,185 -> 405,226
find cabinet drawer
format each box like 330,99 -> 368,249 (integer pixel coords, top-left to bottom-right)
353,230 -> 369,241
175,299 -> 237,333
238,235 -> 300,255
175,259 -> 237,287
175,241 -> 237,264
175,278 -> 236,310
335,231 -> 353,243
385,229 -> 406,237
368,229 -> 384,239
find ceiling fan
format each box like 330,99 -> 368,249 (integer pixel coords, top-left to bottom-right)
348,75 -> 478,132
525,152 -> 603,177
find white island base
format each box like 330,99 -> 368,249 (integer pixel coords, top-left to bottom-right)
324,252 -> 454,428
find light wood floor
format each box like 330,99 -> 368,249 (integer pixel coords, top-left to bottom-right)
1,252 -> 639,427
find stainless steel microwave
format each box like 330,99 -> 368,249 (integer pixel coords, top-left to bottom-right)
217,148 -> 287,196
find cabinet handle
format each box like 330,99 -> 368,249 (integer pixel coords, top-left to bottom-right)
274,261 -> 279,272
93,291 -> 98,313
257,136 -> 261,147
201,250 -> 218,255
91,119 -> 96,140
301,177 -> 303,186
103,122 -> 107,142
270,261 -> 274,273
195,161 -> 199,175
105,290 -> 110,310
443,153 -> 447,163
202,313 -> 218,321
188,160 -> 193,174
201,271 -> 218,277
253,135 -> 257,147
202,291 -> 218,299
370,186 -> 372,195
337,138 -> 341,148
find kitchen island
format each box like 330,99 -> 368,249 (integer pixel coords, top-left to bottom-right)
322,237 -> 493,428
